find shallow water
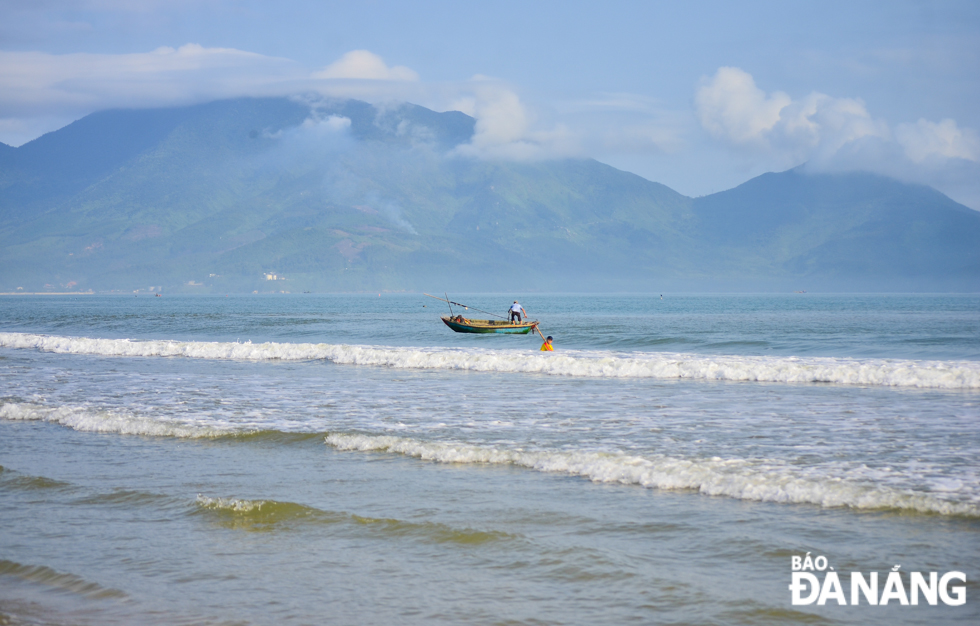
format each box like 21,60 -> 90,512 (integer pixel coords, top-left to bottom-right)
1,294 -> 978,624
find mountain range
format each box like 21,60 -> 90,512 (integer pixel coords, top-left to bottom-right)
1,97 -> 977,293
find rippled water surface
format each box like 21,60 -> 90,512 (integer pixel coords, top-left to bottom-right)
1,294 -> 978,625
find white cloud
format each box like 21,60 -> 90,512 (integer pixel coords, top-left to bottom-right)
0,44 -> 579,160
0,45 -> 434,145
776,93 -> 889,163
460,84 -> 527,145
450,78 -> 582,160
0,44 -> 303,119
695,67 -> 790,146
695,66 -> 890,161
694,66 -> 980,208
301,114 -> 352,133
311,50 -> 418,81
6,43 -> 976,208
895,118 -> 979,163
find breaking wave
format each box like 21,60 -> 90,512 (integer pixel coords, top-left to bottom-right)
2,331 -> 978,389
0,401 -> 230,438
4,398 -> 976,517
325,433 -> 980,517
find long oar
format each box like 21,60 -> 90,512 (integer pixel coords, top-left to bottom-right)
533,323 -> 547,341
423,293 -> 508,320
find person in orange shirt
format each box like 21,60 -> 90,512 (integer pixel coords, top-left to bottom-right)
540,336 -> 554,351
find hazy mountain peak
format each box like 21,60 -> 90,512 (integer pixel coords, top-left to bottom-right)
1,98 -> 976,293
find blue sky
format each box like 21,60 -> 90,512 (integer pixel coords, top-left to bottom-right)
1,0 -> 978,207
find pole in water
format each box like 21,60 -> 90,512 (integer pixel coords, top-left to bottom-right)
445,292 -> 454,317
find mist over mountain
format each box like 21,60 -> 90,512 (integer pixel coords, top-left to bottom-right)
1,97 -> 977,293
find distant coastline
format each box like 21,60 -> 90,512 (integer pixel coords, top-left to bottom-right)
0,291 -> 95,295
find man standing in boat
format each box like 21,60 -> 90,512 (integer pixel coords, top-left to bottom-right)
508,301 -> 527,323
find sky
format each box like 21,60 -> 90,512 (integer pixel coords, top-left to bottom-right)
1,0 -> 979,208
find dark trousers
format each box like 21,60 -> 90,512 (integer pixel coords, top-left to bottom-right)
510,312 -> 522,322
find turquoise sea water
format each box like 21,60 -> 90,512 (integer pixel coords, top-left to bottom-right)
1,293 -> 978,625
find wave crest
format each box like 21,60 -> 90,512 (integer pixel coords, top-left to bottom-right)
4,396 -> 975,518
0,401 -> 228,438
325,433 -> 980,517
2,332 -> 978,388
194,495 -> 510,543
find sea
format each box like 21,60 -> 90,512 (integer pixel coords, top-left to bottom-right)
1,293 -> 978,625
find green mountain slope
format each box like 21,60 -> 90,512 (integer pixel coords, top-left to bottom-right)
0,97 -> 977,293
691,169 -> 980,290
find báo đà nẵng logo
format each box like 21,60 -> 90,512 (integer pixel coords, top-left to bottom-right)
789,553 -> 966,606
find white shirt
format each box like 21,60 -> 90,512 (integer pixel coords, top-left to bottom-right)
509,303 -> 524,313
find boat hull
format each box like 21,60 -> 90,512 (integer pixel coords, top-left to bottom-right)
441,316 -> 537,334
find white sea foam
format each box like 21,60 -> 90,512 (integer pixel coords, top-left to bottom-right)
5,396 -> 976,516
195,495 -> 267,512
2,331 -> 979,389
0,402 -> 228,438
325,433 -> 980,517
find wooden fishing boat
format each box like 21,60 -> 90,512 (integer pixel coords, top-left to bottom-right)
441,315 -> 538,334
425,293 -> 544,336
